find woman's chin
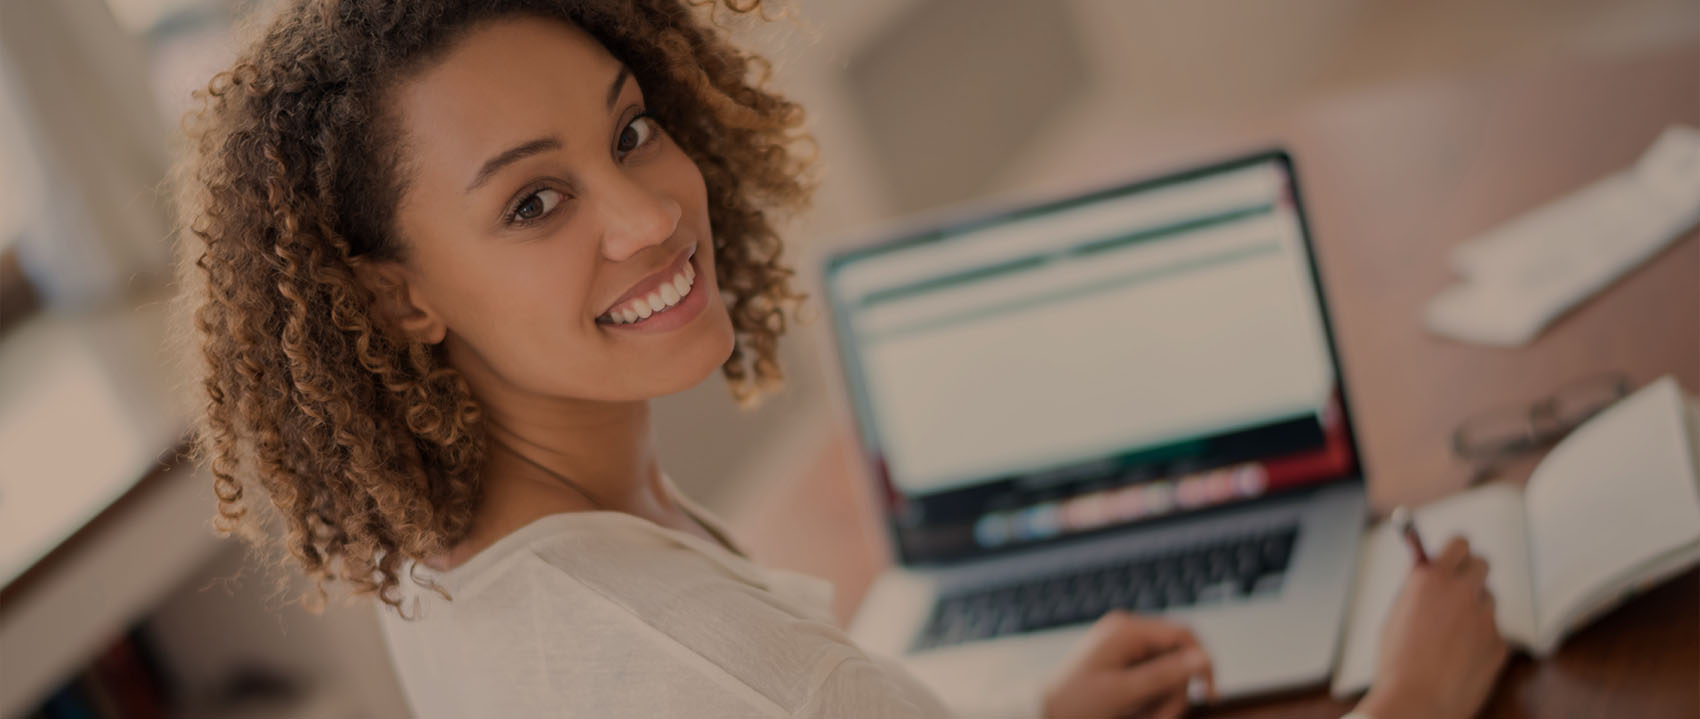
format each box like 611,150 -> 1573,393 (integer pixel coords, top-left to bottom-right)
672,317 -> 739,395
636,309 -> 737,399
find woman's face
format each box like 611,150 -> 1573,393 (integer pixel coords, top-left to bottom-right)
379,16 -> 734,403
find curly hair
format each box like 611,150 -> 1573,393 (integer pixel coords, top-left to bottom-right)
172,0 -> 813,617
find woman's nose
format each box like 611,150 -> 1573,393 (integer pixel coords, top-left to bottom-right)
596,175 -> 682,263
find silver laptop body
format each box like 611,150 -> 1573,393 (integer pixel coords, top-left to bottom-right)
823,151 -> 1368,714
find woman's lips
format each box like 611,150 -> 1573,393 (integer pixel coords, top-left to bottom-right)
597,253 -> 710,333
598,254 -> 697,325
597,245 -> 696,319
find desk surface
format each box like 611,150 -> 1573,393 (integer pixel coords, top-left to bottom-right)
729,46 -> 1700,718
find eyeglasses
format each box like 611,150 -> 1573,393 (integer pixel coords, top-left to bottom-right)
1452,372 -> 1631,483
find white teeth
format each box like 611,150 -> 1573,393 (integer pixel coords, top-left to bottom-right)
603,263 -> 698,325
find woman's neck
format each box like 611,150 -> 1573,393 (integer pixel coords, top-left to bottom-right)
422,339 -> 708,572
425,390 -> 683,572
480,393 -> 671,517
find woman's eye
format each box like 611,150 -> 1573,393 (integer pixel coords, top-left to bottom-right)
508,188 -> 564,224
617,114 -> 659,156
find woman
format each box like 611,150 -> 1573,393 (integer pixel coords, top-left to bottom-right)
175,0 -> 1508,716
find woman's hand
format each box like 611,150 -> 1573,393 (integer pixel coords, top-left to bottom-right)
1042,611 -> 1213,719
1355,536 -> 1510,719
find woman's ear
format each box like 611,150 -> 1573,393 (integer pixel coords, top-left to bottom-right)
353,261 -> 448,345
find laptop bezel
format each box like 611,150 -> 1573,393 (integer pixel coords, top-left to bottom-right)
821,148 -> 1369,567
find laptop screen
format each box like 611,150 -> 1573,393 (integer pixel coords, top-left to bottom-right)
825,153 -> 1361,564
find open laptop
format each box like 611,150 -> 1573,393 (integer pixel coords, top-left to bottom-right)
823,151 -> 1369,714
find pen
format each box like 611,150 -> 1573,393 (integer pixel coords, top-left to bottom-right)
1391,506 -> 1429,565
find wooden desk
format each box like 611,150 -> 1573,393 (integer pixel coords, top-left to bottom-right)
730,46 -> 1700,718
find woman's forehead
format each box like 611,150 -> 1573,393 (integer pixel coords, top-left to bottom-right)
388,16 -> 630,197
411,15 -> 619,91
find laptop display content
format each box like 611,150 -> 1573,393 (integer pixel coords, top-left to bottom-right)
826,155 -> 1359,566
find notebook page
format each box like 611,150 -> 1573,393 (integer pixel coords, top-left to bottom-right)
1526,376 -> 1700,647
1332,482 -> 1534,698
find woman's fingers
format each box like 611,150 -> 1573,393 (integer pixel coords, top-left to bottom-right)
1463,555 -> 1490,586
1168,626 -> 1217,703
1192,652 -> 1217,704
1104,646 -> 1211,715
1148,621 -> 1216,704
1143,687 -> 1191,719
1079,611 -> 1201,666
1437,536 -> 1472,571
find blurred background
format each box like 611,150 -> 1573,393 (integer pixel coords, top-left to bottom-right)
0,0 -> 1695,716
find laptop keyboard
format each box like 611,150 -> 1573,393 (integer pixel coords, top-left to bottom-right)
911,524 -> 1300,652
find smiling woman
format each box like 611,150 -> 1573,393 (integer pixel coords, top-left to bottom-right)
175,0 -> 816,616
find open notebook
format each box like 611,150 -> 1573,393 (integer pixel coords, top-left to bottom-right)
1333,375 -> 1700,698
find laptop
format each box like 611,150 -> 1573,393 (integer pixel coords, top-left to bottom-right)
823,150 -> 1368,714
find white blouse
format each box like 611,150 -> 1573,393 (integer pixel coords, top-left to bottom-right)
376,477 -> 954,718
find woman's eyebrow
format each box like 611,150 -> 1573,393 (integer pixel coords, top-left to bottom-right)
465,137 -> 561,194
463,64 -> 632,195
605,64 -> 630,111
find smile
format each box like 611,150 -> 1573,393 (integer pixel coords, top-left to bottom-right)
599,262 -> 695,324
595,246 -> 706,329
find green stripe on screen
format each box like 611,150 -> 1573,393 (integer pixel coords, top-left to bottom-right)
854,204 -> 1274,309
859,240 -> 1282,344
1072,204 -> 1273,257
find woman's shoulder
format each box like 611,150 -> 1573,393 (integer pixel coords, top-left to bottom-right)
421,509 -> 770,607
482,512 -> 846,646
519,510 -> 783,606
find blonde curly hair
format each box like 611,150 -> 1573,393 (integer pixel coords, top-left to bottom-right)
173,0 -> 812,616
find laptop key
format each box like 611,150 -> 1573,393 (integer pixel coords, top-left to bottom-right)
1021,601 -> 1048,629
1264,530 -> 1298,571
1237,573 -> 1263,597
1164,583 -> 1194,608
1134,587 -> 1164,612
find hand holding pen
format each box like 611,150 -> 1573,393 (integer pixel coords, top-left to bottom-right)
1352,508 -> 1509,719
